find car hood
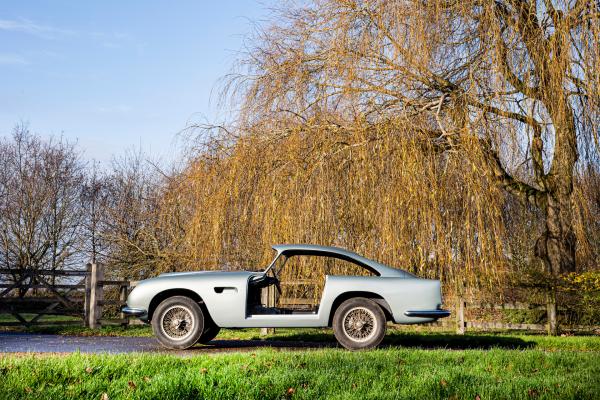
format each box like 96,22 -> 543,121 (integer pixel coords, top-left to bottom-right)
158,270 -> 260,278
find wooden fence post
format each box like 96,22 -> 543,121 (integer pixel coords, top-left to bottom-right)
120,284 -> 129,327
456,298 -> 466,335
547,299 -> 558,336
88,263 -> 104,329
84,263 -> 92,327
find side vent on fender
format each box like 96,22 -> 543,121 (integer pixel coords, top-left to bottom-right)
214,287 -> 238,294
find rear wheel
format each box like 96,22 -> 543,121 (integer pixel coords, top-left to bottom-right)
332,297 -> 386,350
152,296 -> 204,349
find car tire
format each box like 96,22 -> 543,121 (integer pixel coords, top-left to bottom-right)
333,297 -> 386,350
197,324 -> 221,344
152,296 -> 204,350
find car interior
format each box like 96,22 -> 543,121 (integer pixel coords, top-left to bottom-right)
246,250 -> 377,316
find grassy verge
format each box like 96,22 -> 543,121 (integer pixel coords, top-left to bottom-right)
1,347 -> 599,400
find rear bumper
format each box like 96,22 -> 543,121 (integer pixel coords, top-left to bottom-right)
404,309 -> 451,318
121,306 -> 148,320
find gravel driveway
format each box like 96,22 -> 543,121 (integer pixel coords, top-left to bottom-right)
0,333 -> 333,355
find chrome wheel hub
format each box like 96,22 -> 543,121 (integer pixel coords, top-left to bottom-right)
161,305 -> 194,340
342,307 -> 377,342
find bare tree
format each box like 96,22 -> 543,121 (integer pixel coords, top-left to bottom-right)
0,125 -> 85,292
229,0 -> 600,277
100,149 -> 177,278
81,161 -> 109,264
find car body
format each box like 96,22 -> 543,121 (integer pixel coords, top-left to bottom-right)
123,244 -> 450,349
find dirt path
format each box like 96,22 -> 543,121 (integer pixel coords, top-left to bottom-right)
0,333 -> 334,355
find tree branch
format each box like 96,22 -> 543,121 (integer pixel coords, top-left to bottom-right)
494,28 -> 542,100
479,137 -> 546,207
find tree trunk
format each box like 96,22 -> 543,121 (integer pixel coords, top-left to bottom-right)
535,192 -> 576,276
534,92 -> 578,276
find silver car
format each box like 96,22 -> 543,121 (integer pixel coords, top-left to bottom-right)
123,244 -> 449,350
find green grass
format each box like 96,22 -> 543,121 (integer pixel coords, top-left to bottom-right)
0,313 -> 81,323
1,347 -> 599,399
2,319 -> 599,399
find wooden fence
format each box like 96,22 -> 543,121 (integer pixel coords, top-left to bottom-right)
86,262 -> 136,328
1,264 -> 597,335
453,299 -> 559,335
0,267 -> 89,327
0,263 -> 135,329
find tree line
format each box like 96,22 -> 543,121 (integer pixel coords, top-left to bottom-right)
0,125 -> 167,287
2,118 -> 597,300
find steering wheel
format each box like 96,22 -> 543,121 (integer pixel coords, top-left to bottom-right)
270,267 -> 282,295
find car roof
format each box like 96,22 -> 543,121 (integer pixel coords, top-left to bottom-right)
270,244 -> 411,278
272,244 -> 361,257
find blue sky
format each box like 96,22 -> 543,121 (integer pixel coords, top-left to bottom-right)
0,1 -> 274,163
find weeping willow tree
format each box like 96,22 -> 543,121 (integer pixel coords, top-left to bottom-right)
223,0 -> 600,279
161,116 -> 507,298
111,0 -> 599,302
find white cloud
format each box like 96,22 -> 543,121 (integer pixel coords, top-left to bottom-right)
0,53 -> 29,65
0,18 -> 74,39
0,18 -> 134,49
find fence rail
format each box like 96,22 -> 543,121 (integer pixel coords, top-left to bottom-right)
449,299 -> 600,334
0,267 -> 89,328
0,269 -> 89,276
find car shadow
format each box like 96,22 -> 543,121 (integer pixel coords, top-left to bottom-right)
187,331 -> 535,352
183,338 -> 335,353
380,331 -> 535,350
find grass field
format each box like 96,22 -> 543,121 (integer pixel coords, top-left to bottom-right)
1,346 -> 599,400
2,316 -> 599,399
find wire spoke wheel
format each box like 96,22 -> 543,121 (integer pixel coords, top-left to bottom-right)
152,296 -> 204,350
333,298 -> 386,349
161,305 -> 195,340
342,306 -> 377,342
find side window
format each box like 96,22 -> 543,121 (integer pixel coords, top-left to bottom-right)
321,257 -> 377,277
276,254 -> 376,310
278,254 -> 376,280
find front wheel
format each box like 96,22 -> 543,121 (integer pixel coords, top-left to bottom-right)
332,297 -> 386,350
152,296 -> 204,349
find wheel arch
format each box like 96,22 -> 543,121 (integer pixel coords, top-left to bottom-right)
147,288 -> 214,325
327,291 -> 393,326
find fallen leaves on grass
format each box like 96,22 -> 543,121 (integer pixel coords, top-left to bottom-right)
100,393 -> 109,400
143,376 -> 151,382
85,367 -> 93,374
128,381 -> 136,390
440,379 -> 448,387
200,368 -> 208,374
